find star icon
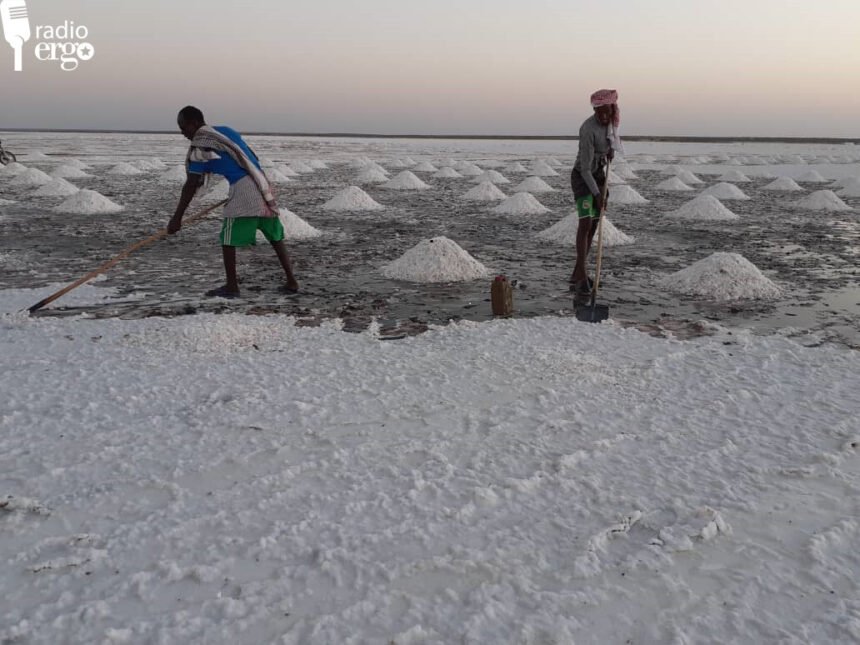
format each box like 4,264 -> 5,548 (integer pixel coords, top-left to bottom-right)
77,44 -> 95,61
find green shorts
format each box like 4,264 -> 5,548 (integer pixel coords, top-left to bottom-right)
576,194 -> 602,219
219,217 -> 284,247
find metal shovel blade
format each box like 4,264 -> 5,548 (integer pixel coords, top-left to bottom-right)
575,302 -> 610,323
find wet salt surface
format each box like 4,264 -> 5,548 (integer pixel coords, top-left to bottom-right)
1,133 -> 858,347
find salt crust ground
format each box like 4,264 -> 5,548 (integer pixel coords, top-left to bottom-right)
0,289 -> 858,644
658,252 -> 782,300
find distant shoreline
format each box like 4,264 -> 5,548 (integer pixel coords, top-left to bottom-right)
0,128 -> 857,145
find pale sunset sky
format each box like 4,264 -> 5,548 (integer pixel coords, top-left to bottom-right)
1,0 -> 859,137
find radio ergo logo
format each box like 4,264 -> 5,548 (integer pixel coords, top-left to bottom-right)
34,20 -> 95,71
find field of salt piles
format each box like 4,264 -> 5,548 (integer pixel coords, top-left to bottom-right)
1,132 -> 859,346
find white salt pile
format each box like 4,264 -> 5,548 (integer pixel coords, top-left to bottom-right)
132,160 -> 159,171
387,159 -> 407,169
159,166 -> 188,183
433,167 -> 462,179
612,164 -> 639,181
0,162 -> 28,176
277,165 -> 300,177
290,161 -> 315,174
381,237 -> 490,283
513,176 -> 555,193
33,178 -> 79,197
323,186 -> 384,211
473,170 -> 510,185
782,155 -> 806,164
792,190 -> 852,212
457,164 -> 485,177
596,218 -> 634,245
278,209 -> 323,240
24,151 -> 51,160
667,195 -> 739,221
608,170 -> 627,185
658,252 -> 782,301
701,182 -> 751,200
530,160 -> 559,177
718,170 -> 751,182
402,157 -> 417,166
763,177 -> 804,192
536,215 -> 634,246
608,184 -> 649,204
411,161 -> 438,173
267,169 -> 292,183
0,198 -> 15,206
349,156 -> 373,168
796,170 -> 828,183
356,168 -> 390,184
309,160 -> 328,170
53,189 -> 124,214
655,177 -> 694,191
461,181 -> 507,201
52,164 -> 92,179
381,171 -> 430,190
363,162 -> 388,175
10,168 -> 53,187
544,156 -> 563,168
676,170 -> 704,185
481,159 -> 506,169
492,192 -> 550,215
61,158 -> 91,170
504,162 -> 529,174
437,157 -> 456,168
108,162 -> 145,176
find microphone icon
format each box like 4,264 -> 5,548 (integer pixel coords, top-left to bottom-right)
1,0 -> 31,72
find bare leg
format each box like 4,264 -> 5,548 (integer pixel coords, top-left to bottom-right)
271,241 -> 299,291
570,218 -> 597,284
222,245 -> 240,293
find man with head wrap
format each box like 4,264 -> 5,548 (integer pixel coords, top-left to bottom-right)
569,89 -> 621,294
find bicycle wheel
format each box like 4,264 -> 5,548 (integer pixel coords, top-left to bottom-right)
0,151 -> 14,165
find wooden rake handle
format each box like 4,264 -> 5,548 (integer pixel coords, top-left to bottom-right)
27,200 -> 228,314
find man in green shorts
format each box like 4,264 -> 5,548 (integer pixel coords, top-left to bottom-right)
569,89 -> 621,294
167,106 -> 299,298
